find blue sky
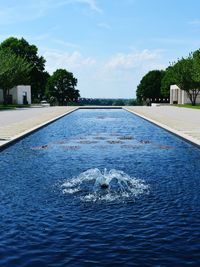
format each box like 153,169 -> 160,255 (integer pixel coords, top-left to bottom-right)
1,0 -> 200,98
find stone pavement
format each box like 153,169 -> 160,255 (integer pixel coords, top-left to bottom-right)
0,106 -> 78,149
124,106 -> 200,147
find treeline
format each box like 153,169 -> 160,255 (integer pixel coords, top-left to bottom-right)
136,49 -> 200,105
0,37 -> 79,105
78,98 -> 139,106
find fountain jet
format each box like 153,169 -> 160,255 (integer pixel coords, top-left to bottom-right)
62,168 -> 149,202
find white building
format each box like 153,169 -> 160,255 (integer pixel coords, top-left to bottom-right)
0,85 -> 31,105
170,84 -> 200,104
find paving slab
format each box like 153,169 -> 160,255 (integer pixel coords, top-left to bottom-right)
124,106 -> 200,147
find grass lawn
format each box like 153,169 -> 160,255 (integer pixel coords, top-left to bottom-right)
176,104 -> 200,109
0,104 -> 30,110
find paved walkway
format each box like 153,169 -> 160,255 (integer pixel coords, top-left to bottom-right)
0,106 -> 77,148
124,106 -> 200,147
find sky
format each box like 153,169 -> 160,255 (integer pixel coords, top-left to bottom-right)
1,0 -> 200,98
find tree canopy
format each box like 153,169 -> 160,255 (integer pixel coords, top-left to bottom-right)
0,49 -> 32,104
171,52 -> 200,105
161,66 -> 176,98
137,49 -> 200,105
112,99 -> 125,106
136,70 -> 165,102
46,69 -> 80,105
0,37 -> 47,100
0,37 -> 81,105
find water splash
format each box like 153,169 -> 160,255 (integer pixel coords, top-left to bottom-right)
62,168 -> 149,202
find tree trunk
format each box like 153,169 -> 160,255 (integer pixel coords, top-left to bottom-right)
187,89 -> 199,106
3,88 -> 8,105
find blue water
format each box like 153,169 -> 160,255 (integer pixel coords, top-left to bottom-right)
0,109 -> 200,267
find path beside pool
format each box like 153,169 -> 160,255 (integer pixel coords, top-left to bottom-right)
124,106 -> 200,147
0,106 -> 78,149
1,105 -> 200,150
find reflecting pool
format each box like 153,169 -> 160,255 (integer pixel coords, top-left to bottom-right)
0,109 -> 200,266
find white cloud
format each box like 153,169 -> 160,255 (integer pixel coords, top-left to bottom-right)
105,49 -> 163,70
52,39 -> 80,49
152,37 -> 196,45
74,0 -> 102,13
0,4 -> 45,24
85,49 -> 167,98
40,47 -> 166,98
42,49 -> 96,74
50,0 -> 102,13
98,22 -> 111,30
189,19 -> 200,25
0,0 -> 102,25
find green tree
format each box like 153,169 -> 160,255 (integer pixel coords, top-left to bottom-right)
112,99 -> 125,106
127,99 -> 139,106
193,50 -> 200,81
46,69 -> 79,105
0,49 -> 32,104
136,70 -> 165,102
161,66 -> 176,98
191,50 -> 200,105
173,55 -> 200,105
0,37 -> 47,101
